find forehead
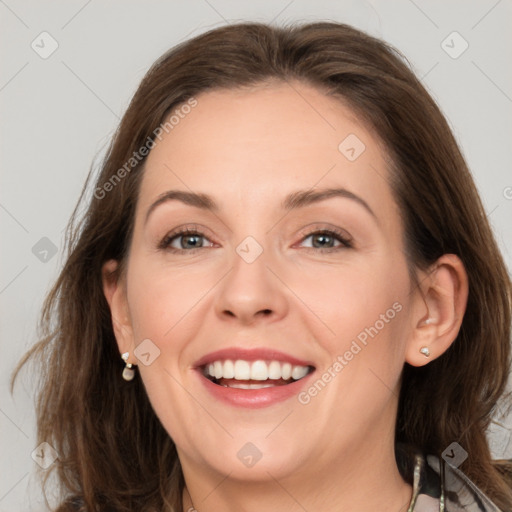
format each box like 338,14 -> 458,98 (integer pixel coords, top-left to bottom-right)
138,81 -> 394,216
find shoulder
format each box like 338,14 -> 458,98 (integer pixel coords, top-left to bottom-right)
396,443 -> 506,512
422,454 -> 504,512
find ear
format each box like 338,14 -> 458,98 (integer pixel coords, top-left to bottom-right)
405,254 -> 468,367
102,259 -> 137,366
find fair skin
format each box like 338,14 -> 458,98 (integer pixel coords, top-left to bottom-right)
103,81 -> 468,512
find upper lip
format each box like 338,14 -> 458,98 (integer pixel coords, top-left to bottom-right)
193,347 -> 315,369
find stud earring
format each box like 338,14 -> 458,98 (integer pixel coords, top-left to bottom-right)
121,352 -> 136,381
419,346 -> 430,358
424,318 -> 433,325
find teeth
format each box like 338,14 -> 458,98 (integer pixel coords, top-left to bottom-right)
223,359 -> 234,379
214,361 -> 223,379
204,359 -> 310,382
268,361 -> 281,379
292,365 -> 309,380
234,360 -> 251,380
281,362 -> 292,380
224,382 -> 276,389
250,360 -> 268,380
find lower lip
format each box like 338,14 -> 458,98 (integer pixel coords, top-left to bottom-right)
197,371 -> 315,408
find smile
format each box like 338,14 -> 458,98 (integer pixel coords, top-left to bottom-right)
203,359 -> 313,388
194,348 -> 316,407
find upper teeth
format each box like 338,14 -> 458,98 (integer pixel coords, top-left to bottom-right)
205,360 -> 310,381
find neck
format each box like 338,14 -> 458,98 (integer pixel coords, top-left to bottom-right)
181,440 -> 412,512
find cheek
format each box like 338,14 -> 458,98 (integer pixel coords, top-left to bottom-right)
126,257 -> 205,340
295,255 -> 407,331
293,253 -> 411,384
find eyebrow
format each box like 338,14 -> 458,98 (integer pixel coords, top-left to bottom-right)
282,188 -> 376,219
144,187 -> 376,225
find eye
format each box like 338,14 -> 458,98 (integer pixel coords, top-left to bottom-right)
299,229 -> 353,252
157,226 -> 352,253
158,227 -> 215,252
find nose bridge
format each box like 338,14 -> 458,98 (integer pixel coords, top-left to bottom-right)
214,233 -> 288,324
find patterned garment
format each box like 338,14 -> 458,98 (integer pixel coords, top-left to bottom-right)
406,452 -> 502,511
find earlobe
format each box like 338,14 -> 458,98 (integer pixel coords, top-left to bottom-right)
405,254 -> 468,367
102,259 -> 136,360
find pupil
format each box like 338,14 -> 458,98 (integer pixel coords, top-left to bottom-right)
182,235 -> 201,248
313,235 -> 331,247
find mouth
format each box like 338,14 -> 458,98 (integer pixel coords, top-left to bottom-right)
202,359 -> 315,389
194,348 -> 316,407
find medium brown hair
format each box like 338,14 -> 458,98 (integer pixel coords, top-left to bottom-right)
11,21 -> 512,511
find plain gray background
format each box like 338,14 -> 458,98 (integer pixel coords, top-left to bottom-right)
1,0 -> 511,509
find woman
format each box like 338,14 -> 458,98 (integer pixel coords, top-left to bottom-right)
11,21 -> 512,511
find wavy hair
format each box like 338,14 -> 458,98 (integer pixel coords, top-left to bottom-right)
11,21 -> 512,511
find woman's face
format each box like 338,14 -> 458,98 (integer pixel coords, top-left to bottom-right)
109,82 -> 424,481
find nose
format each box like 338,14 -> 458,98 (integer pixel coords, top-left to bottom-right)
214,247 -> 289,326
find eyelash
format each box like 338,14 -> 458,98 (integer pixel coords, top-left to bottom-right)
158,227 -> 353,254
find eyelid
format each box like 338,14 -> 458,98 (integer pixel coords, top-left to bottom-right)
158,224 -> 217,251
298,224 -> 354,253
295,223 -> 353,247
